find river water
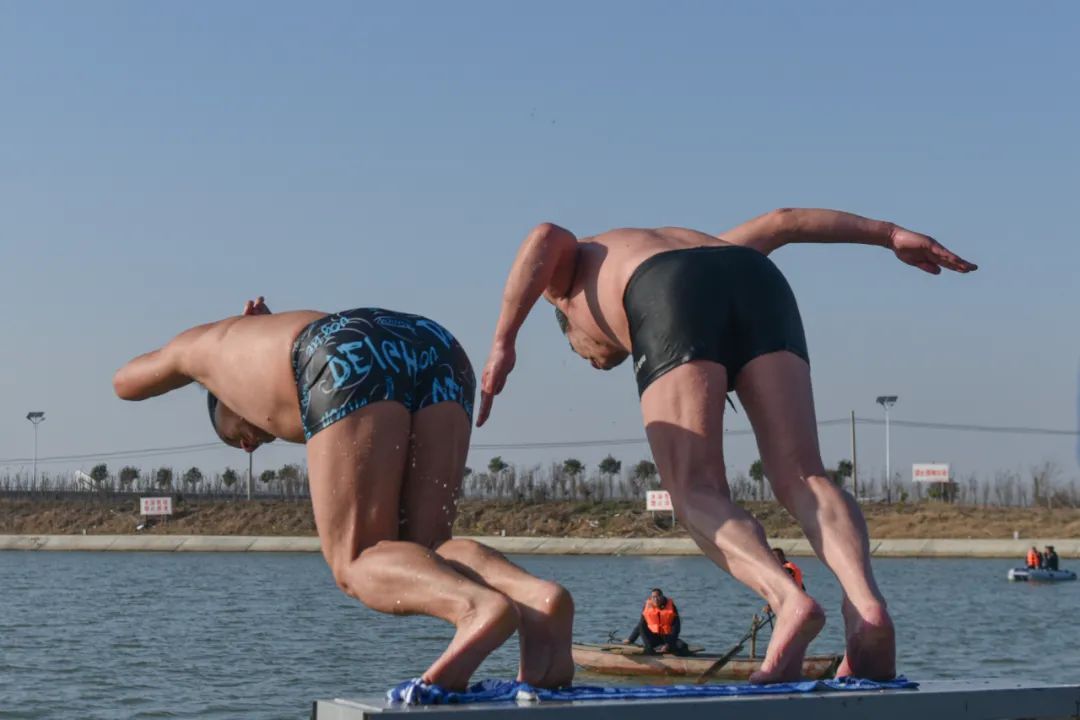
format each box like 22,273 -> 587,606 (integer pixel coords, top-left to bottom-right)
1,551 -> 1076,718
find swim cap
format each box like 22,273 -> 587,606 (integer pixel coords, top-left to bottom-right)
207,392 -> 220,433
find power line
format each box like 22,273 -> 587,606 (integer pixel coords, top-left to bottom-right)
0,442 -> 222,466
856,418 -> 1079,436
1,416 -> 1076,466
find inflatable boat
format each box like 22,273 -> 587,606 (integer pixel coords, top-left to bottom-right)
1007,567 -> 1077,582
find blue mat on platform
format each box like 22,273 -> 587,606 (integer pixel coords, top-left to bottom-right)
388,676 -> 918,706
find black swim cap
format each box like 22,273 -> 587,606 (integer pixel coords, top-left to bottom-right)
554,307 -> 570,334
207,392 -> 220,434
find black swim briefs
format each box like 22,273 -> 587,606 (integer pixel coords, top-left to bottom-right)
291,308 -> 476,439
623,245 -> 809,395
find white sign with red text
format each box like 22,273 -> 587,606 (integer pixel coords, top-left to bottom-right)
140,497 -> 173,516
646,490 -> 672,511
912,464 -> 950,483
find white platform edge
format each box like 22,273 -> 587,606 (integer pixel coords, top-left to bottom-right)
312,680 -> 1080,720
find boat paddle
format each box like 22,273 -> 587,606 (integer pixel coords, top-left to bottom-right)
694,611 -> 774,684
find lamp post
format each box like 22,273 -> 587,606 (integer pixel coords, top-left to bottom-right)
875,396 -> 898,502
26,411 -> 46,485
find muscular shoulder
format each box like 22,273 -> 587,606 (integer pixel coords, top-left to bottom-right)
589,226 -> 723,250
180,311 -> 324,379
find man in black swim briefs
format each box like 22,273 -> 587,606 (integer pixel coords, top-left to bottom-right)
477,208 -> 977,684
114,297 -> 574,691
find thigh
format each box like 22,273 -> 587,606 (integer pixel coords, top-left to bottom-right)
399,402 -> 472,548
734,351 -> 827,489
305,402 -> 411,570
640,360 -> 730,499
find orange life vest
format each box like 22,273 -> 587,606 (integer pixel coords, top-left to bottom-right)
643,600 -> 678,635
783,561 -> 805,589
1027,549 -> 1040,568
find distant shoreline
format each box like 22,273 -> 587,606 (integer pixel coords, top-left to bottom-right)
1,534 -> 1076,558
5,497 -> 1080,543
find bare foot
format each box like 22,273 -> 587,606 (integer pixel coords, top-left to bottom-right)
835,599 -> 895,680
749,593 -> 825,684
515,580 -> 575,688
422,593 -> 520,691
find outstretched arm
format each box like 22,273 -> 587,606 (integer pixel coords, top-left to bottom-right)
720,208 -> 977,274
114,296 -> 271,401
477,222 -> 578,427
112,325 -> 214,400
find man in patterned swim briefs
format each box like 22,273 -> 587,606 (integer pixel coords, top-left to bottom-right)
113,297 -> 574,690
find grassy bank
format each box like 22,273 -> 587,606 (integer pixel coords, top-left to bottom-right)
3,497 -> 1080,539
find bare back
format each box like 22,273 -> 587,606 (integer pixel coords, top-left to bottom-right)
191,310 -> 327,442
555,227 -> 734,349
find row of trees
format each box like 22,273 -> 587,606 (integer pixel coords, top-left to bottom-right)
3,456 -> 1078,508
461,455 -> 856,503
1,462 -> 308,497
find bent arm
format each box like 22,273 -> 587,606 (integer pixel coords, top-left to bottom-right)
491,222 -> 578,347
112,325 -> 214,400
719,208 -> 895,255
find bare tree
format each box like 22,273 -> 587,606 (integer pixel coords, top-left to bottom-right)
749,460 -> 765,501
1030,461 -> 1060,509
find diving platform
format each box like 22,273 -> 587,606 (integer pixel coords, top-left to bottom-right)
313,679 -> 1080,719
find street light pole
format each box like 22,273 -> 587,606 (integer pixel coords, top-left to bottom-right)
876,396 -> 898,502
26,411 -> 46,485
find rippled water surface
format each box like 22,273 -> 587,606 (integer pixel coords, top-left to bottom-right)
1,551 -> 1077,718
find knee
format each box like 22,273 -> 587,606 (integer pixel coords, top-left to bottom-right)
544,580 -> 575,617
327,556 -> 354,595
327,538 -> 396,596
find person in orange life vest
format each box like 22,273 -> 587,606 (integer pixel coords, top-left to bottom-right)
773,548 -> 805,590
763,548 -> 805,615
624,588 -> 689,656
1026,546 -> 1042,569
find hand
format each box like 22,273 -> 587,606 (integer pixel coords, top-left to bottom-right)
242,296 -> 272,316
889,227 -> 977,275
476,342 -> 516,427
656,644 -> 669,654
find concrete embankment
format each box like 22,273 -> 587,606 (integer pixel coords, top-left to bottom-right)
0,534 -> 1076,558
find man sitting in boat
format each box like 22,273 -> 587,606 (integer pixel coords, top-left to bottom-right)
773,548 -> 805,590
1027,546 -> 1043,569
1044,546 -> 1060,571
763,549 -> 805,615
624,588 -> 690,656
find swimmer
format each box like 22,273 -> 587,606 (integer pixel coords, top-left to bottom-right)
114,299 -> 574,690
479,208 -> 976,682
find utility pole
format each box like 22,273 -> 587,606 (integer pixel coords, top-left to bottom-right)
26,411 -> 46,485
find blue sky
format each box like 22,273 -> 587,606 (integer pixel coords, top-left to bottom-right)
1,2 -> 1077,488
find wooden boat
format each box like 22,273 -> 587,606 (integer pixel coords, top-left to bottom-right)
572,642 -> 842,680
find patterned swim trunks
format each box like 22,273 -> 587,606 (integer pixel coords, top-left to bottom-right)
291,308 -> 476,440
